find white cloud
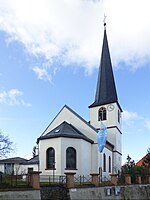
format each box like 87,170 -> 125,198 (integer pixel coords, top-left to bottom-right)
0,89 -> 31,106
122,110 -> 139,122
145,120 -> 150,130
0,0 -> 150,80
32,66 -> 52,82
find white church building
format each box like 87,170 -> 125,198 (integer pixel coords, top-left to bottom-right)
36,23 -> 122,178
0,24 -> 122,178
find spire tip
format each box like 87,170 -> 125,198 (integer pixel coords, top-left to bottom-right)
103,15 -> 107,30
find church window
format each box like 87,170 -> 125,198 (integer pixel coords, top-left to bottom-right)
98,107 -> 107,121
66,147 -> 76,169
118,110 -> 121,123
46,147 -> 55,169
109,156 -> 111,173
103,153 -> 106,172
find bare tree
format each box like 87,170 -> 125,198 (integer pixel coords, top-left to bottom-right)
0,131 -> 14,158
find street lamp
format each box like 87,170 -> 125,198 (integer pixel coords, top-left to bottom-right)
53,162 -> 55,183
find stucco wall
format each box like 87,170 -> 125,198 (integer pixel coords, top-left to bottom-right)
39,137 -> 92,175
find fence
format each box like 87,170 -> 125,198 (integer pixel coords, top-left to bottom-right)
74,175 -> 92,186
40,175 -> 66,186
0,173 -> 31,189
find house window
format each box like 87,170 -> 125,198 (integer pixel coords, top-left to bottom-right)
109,156 -> 111,173
103,153 -> 106,172
66,147 -> 76,169
99,107 -> 107,121
28,168 -> 33,173
4,163 -> 14,174
46,147 -> 55,169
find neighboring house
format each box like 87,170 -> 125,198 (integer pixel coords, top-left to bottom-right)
0,156 -> 39,174
136,154 -> 149,167
35,23 -> 123,179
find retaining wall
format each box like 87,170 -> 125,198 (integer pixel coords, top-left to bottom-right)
0,190 -> 41,200
69,184 -> 150,200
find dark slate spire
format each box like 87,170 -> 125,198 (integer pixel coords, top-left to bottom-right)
89,23 -> 119,108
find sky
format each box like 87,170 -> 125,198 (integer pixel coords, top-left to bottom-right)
0,0 -> 150,164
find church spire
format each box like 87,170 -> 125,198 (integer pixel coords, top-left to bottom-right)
89,23 -> 119,108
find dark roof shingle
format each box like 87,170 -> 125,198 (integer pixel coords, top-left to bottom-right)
38,121 -> 94,144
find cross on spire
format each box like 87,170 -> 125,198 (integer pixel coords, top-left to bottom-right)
103,14 -> 107,29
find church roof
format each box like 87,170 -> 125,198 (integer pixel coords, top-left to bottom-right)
89,24 -> 120,108
40,105 -> 98,137
38,121 -> 94,144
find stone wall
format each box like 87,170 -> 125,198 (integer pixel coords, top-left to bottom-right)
69,184 -> 150,200
0,190 -> 41,200
40,185 -> 69,200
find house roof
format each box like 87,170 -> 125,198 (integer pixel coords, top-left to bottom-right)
89,24 -> 121,110
136,154 -> 149,167
38,121 -> 94,144
24,156 -> 39,165
0,157 -> 27,164
0,156 -> 39,165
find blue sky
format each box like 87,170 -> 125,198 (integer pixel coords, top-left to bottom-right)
0,0 -> 150,164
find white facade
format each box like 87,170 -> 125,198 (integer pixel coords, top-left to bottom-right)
37,104 -> 119,178
89,102 -> 122,173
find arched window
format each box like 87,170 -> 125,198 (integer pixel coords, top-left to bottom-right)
103,153 -> 106,172
66,147 -> 76,169
118,110 -> 121,123
98,107 -> 107,121
46,147 -> 55,169
109,156 -> 111,173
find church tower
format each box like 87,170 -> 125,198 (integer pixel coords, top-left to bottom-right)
89,23 -> 122,173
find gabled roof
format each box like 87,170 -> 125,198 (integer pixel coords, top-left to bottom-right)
38,121 -> 94,144
40,104 -> 98,137
0,157 -> 27,164
89,24 -> 121,109
24,156 -> 39,165
136,154 -> 149,167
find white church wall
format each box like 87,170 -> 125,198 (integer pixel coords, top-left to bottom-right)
89,103 -> 121,130
91,144 -> 99,173
80,140 -> 92,175
101,148 -> 112,179
39,137 -> 61,175
62,138 -> 92,175
62,137 -> 81,175
39,137 -> 92,176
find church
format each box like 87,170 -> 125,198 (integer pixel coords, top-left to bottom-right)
36,23 -> 122,179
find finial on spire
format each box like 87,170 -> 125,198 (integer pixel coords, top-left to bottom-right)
103,14 -> 107,29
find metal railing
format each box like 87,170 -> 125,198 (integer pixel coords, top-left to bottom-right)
0,173 -> 31,189
40,175 -> 66,185
74,175 -> 92,186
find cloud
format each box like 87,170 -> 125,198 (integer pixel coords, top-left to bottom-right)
32,66 -> 52,82
145,120 -> 150,130
122,110 -> 140,122
122,110 -> 150,133
0,89 -> 31,106
0,0 -> 150,80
